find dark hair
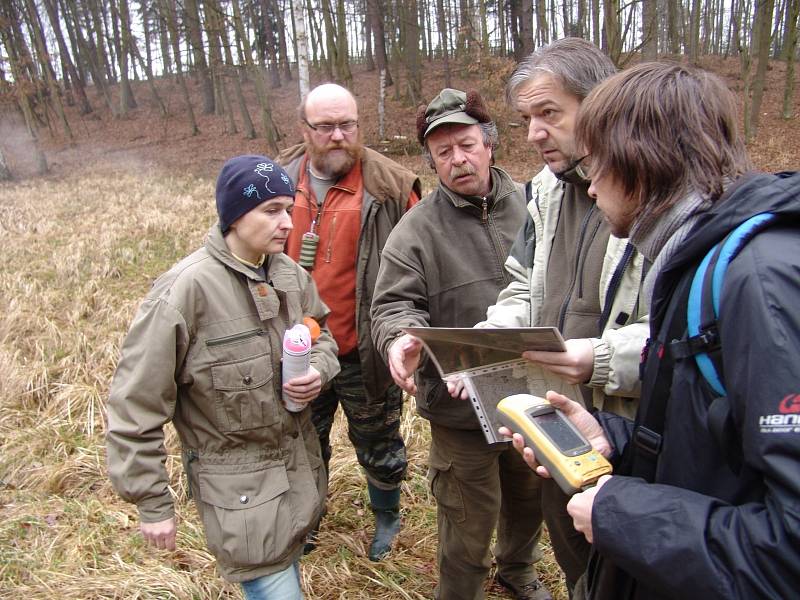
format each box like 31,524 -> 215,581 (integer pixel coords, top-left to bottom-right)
506,37 -> 617,105
575,62 -> 751,217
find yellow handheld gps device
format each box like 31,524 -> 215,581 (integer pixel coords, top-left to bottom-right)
497,394 -> 612,495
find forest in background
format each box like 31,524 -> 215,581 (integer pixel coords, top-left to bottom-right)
1,1 -> 800,599
0,0 -> 799,181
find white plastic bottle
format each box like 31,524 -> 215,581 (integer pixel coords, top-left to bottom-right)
282,323 -> 312,412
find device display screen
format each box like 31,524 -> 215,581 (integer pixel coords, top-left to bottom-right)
532,411 -> 588,455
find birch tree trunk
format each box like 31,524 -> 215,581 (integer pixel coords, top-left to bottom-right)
293,0 -> 311,98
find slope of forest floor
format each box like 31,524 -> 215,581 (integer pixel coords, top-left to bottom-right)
2,53 -> 799,187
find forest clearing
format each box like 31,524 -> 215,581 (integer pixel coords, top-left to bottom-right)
2,0 -> 800,595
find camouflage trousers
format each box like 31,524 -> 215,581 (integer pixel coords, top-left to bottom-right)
311,357 -> 407,489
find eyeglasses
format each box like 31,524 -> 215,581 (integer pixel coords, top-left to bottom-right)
574,153 -> 593,179
303,119 -> 358,135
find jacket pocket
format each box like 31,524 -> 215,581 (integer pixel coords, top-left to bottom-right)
196,461 -> 296,569
211,353 -> 279,431
426,453 -> 465,523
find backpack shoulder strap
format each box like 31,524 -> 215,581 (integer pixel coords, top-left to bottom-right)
626,271 -> 693,481
684,212 -> 777,395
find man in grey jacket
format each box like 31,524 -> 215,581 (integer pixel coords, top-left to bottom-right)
477,39 -> 648,596
371,89 -> 550,600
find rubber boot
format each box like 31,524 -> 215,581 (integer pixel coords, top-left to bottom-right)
367,482 -> 401,561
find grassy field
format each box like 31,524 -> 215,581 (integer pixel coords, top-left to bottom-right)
0,169 -> 566,599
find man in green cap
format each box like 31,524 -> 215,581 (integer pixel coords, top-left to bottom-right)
371,89 -> 552,600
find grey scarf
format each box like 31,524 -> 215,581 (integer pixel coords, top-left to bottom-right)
631,191 -> 713,307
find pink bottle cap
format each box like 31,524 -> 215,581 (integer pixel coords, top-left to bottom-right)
283,324 -> 311,353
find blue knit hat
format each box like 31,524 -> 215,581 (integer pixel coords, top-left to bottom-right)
216,155 -> 295,233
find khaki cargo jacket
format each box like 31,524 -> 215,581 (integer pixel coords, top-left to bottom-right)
481,166 -> 648,417
106,223 -> 339,582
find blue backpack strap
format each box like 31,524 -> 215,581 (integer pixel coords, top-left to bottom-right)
686,212 -> 777,395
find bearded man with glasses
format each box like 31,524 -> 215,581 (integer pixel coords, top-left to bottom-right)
277,83 -> 421,561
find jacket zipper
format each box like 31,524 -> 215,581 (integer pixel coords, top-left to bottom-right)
325,213 -> 336,263
206,328 -> 265,347
482,197 -> 488,222
557,204 -> 598,330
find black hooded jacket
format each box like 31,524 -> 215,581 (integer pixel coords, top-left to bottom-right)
586,172 -> 800,599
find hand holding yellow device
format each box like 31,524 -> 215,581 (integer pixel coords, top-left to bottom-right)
497,394 -> 612,495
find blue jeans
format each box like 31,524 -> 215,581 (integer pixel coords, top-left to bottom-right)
241,562 -> 303,600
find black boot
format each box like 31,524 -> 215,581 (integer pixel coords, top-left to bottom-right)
367,482 -> 401,561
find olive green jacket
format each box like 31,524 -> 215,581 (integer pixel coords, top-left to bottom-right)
106,223 -> 339,582
371,167 -> 527,429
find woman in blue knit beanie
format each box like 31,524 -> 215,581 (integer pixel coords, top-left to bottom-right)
106,155 -> 340,600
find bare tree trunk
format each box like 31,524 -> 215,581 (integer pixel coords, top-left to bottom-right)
0,8 -> 49,173
521,0 -> 533,53
275,0 -> 292,81
772,0 -> 787,57
782,0 -> 800,117
153,2 -> 172,74
203,0 -> 229,120
231,0 -> 280,149
64,0 -> 117,114
306,0 -> 324,69
185,0 -> 215,114
735,0 -> 753,139
122,1 -> 166,114
335,0 -> 352,85
423,0 -> 433,59
212,0 -> 254,136
642,0 -> 658,59
436,0 -> 451,86
498,0 -> 507,55
603,0 -> 622,65
22,0 -> 74,140
42,0 -> 93,114
368,0 -> 393,85
378,68 -> 386,139
320,0 -> 338,79
592,0 -> 601,45
404,0 -> 421,105
536,0 -> 548,45
749,0 -> 776,137
117,0 -> 139,114
688,0 -> 702,64
161,0 -> 199,134
86,0 -> 112,84
480,0 -> 489,52
365,0 -> 375,69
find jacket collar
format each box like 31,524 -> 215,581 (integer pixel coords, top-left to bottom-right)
437,166 -> 516,209
554,162 -> 590,189
205,223 -> 266,281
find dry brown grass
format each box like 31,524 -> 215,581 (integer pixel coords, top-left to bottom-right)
0,168 -> 567,599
